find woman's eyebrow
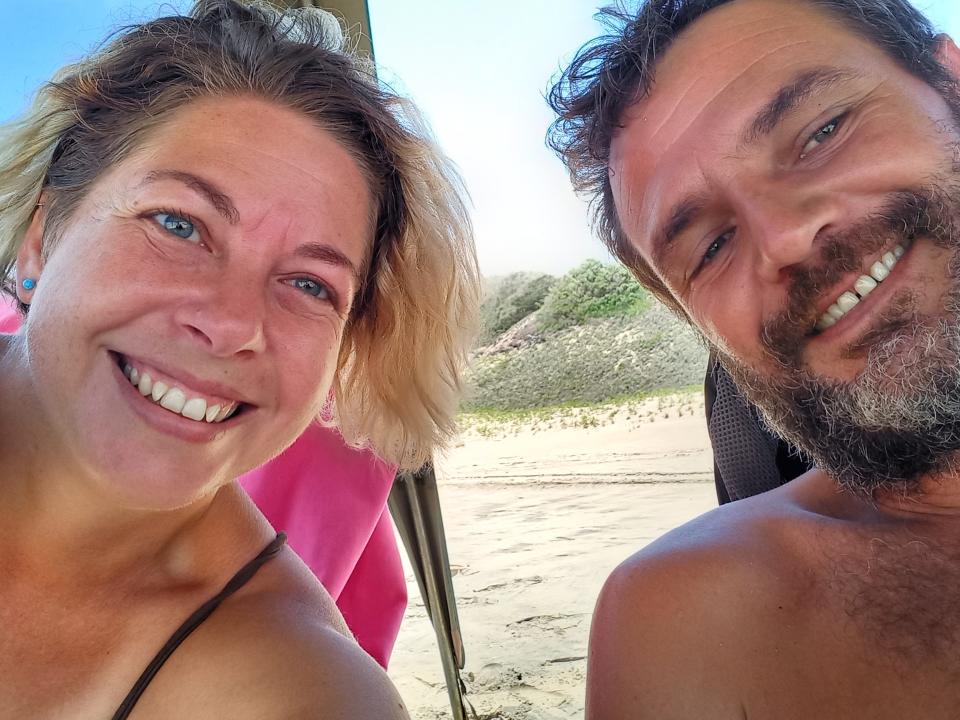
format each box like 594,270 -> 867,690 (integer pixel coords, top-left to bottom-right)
139,169 -> 240,224
296,242 -> 362,286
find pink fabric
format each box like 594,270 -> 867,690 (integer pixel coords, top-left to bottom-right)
239,423 -> 407,667
0,302 -> 20,333
1,296 -> 406,668
335,506 -> 407,663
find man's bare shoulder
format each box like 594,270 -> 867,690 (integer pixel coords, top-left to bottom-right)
586,473 -> 837,719
138,550 -> 408,720
595,482 -> 808,638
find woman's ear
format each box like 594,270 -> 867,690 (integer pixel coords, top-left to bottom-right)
16,198 -> 46,305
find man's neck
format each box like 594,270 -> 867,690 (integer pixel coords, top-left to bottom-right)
873,470 -> 960,520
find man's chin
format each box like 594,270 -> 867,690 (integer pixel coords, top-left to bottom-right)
719,337 -> 960,498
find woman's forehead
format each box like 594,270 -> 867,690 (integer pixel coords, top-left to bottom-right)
113,98 -> 371,237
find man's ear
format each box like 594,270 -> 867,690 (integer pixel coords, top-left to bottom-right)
934,34 -> 960,81
15,198 -> 46,305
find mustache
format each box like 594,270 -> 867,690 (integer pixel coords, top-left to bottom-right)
760,188 -> 958,368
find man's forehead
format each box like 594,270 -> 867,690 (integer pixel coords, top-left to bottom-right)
608,0 -> 885,261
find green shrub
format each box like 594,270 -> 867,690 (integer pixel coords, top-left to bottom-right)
478,272 -> 556,345
464,302 -> 707,411
538,260 -> 648,331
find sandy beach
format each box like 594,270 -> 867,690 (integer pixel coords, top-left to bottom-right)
388,394 -> 718,719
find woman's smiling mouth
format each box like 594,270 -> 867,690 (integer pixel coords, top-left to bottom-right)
113,352 -> 244,424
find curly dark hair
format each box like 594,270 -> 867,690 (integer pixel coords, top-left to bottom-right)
547,0 -> 954,317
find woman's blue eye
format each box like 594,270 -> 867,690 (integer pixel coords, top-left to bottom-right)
291,278 -> 331,301
153,213 -> 199,243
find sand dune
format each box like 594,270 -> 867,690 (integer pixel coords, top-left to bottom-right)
389,394 -> 718,719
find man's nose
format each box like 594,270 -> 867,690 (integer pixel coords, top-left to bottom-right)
734,181 -> 841,283
173,280 -> 268,357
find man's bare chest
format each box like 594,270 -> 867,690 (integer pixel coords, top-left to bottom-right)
743,525 -> 960,718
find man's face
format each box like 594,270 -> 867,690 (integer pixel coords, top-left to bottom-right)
609,0 -> 960,493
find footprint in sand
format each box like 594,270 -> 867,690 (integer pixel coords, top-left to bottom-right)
469,662 -> 524,691
506,613 -> 586,638
475,576 -> 544,594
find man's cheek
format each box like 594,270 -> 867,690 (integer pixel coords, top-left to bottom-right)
688,305 -> 742,359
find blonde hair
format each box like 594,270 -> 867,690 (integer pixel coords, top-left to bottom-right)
0,0 -> 479,470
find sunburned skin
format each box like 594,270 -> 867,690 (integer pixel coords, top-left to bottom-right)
824,525 -> 960,675
590,471 -> 960,718
586,0 -> 960,718
0,96 -> 407,720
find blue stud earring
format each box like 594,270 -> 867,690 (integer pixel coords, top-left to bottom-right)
21,278 -> 36,291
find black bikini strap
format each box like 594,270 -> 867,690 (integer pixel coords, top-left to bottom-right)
111,532 -> 287,720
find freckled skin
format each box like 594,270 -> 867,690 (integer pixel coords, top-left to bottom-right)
7,96 -> 372,510
588,2 -> 960,719
0,97 -> 408,718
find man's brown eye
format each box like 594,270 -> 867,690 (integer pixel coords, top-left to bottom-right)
702,231 -> 732,266
800,114 -> 846,158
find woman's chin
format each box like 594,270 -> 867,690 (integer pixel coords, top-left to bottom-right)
92,467 -> 229,512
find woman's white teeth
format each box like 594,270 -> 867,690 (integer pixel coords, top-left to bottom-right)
122,362 -> 237,424
151,381 -> 169,402
181,397 -> 207,422
815,243 -> 908,331
159,387 -> 186,414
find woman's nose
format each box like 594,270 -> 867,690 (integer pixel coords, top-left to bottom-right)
174,282 -> 268,357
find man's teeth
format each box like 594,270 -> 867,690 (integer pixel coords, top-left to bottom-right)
122,363 -> 237,423
814,242 -> 908,331
835,291 -> 859,313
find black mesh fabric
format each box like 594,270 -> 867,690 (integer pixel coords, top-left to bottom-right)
705,356 -> 787,502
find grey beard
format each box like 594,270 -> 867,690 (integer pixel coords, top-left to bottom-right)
723,304 -> 960,497
718,195 -> 960,498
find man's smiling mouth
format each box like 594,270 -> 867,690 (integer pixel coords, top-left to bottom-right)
813,240 -> 911,332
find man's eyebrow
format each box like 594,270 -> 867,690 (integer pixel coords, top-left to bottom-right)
140,170 -> 240,224
651,192 -> 710,271
296,242 -> 362,287
649,68 -> 862,271
742,67 -> 862,146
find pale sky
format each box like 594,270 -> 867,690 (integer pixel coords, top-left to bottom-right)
2,1 -> 960,276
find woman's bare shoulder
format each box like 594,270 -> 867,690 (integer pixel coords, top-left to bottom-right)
136,548 -> 408,719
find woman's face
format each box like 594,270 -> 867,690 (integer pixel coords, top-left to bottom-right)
18,96 -> 373,508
